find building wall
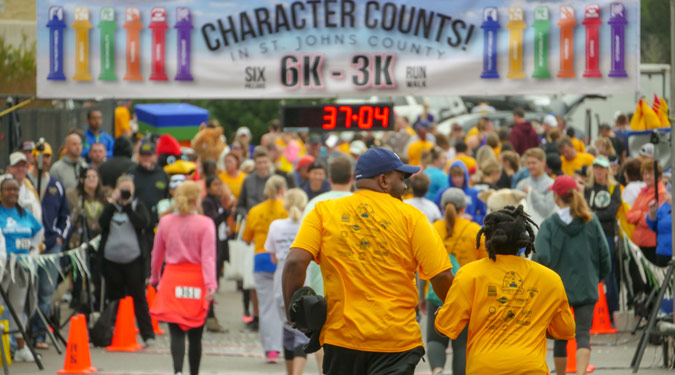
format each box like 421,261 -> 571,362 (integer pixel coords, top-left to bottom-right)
0,0 -> 36,47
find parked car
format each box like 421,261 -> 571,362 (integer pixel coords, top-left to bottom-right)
436,111 -> 548,137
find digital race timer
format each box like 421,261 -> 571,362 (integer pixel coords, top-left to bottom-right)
281,103 -> 394,132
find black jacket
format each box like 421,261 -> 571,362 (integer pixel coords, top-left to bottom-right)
584,183 -> 622,236
202,194 -> 230,261
99,137 -> 136,188
126,164 -> 169,226
98,199 -> 150,262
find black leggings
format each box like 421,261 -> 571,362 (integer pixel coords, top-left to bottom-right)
553,303 -> 594,357
169,323 -> 205,375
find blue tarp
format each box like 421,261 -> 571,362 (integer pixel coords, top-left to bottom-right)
135,103 -> 209,127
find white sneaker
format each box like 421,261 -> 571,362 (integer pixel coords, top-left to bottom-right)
13,347 -> 35,362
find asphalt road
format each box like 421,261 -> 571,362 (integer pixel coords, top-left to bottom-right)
8,280 -> 675,374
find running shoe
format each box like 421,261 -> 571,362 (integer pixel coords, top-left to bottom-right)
241,314 -> 254,324
246,316 -> 259,331
265,350 -> 279,364
13,347 -> 35,362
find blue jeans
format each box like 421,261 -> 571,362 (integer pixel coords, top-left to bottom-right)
32,243 -> 62,343
604,235 -> 619,319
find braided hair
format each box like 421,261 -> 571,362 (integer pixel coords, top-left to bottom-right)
476,205 -> 538,261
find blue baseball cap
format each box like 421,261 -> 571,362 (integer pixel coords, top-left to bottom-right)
354,148 -> 420,180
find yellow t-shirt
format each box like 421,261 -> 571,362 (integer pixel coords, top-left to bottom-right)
571,137 -> 586,153
433,218 -> 488,266
292,190 -> 452,352
114,106 -> 131,138
447,155 -> 477,175
242,199 -> 287,254
407,140 -> 434,166
465,126 -> 479,144
561,152 -> 594,176
435,255 -> 575,375
218,171 -> 247,201
338,142 -> 350,155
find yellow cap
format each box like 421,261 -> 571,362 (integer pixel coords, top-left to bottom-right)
32,142 -> 53,156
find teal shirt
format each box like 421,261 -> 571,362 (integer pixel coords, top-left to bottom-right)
301,190 -> 353,296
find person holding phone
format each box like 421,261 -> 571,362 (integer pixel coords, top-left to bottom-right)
99,175 -> 156,346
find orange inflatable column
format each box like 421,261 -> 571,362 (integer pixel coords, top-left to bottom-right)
123,7 -> 143,81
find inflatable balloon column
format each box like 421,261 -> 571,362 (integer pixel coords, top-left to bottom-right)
557,5 -> 576,78
72,6 -> 92,81
582,4 -> 602,78
149,7 -> 168,81
506,6 -> 526,79
98,7 -> 117,81
531,6 -> 551,79
175,7 -> 194,81
608,2 -> 627,78
480,7 -> 500,79
47,6 -> 66,81
124,7 -> 143,81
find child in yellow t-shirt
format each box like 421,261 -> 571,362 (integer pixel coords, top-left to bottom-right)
435,206 -> 575,375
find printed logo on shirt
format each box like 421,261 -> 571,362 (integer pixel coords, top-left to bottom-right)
5,217 -> 17,228
156,181 -> 166,191
593,190 -> 611,209
487,285 -> 497,297
501,271 -> 524,295
111,212 -> 129,226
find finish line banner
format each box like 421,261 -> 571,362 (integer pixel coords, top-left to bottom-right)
36,0 -> 639,99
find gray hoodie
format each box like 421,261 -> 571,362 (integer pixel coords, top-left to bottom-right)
50,155 -> 88,191
516,173 -> 556,223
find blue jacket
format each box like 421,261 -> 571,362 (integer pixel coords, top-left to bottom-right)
646,202 -> 672,257
41,176 -> 71,249
83,129 -> 114,159
434,160 -> 486,224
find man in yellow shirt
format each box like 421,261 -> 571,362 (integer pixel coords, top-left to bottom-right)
114,101 -> 133,138
435,206 -> 575,375
447,141 -> 477,175
283,148 -> 454,375
566,128 -> 586,153
406,121 -> 434,166
559,137 -> 594,176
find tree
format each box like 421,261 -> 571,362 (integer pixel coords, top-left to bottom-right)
641,0 -> 671,64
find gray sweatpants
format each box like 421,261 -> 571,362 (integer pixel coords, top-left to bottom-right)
1,264 -> 30,338
255,271 -> 283,353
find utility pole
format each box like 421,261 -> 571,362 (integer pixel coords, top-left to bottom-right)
670,0 -> 675,318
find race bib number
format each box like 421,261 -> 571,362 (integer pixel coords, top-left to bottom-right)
15,238 -> 31,250
218,222 -> 227,241
175,286 -> 201,300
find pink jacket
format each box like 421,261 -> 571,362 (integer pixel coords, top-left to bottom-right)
626,182 -> 666,247
150,214 -> 217,290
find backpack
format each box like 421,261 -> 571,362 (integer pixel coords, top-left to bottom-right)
90,300 -> 118,347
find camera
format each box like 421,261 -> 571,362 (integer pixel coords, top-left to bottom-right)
120,189 -> 132,200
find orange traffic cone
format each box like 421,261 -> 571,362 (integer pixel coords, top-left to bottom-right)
107,296 -> 142,352
590,283 -> 617,334
58,314 -> 97,374
146,285 -> 165,335
565,339 -> 596,374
